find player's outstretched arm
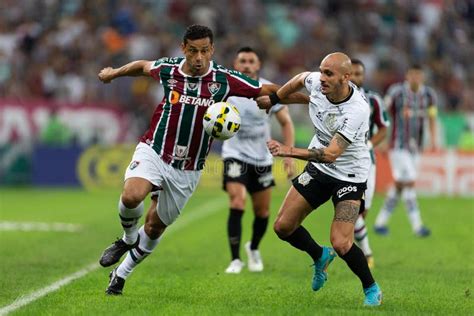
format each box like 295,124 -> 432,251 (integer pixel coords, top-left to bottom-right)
257,72 -> 311,109
267,132 -> 350,164
98,60 -> 154,83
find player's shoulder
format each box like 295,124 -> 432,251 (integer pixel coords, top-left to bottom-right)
152,57 -> 183,67
365,89 -> 384,105
386,82 -> 404,96
350,87 -> 370,113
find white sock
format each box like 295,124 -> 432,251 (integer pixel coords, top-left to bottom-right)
354,215 -> 372,256
402,188 -> 423,232
119,197 -> 144,245
375,186 -> 399,227
116,226 -> 161,279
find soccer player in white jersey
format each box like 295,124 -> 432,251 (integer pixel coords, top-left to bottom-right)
350,59 -> 390,269
221,47 -> 295,274
257,52 -> 382,306
96,25 -> 309,295
374,64 -> 437,237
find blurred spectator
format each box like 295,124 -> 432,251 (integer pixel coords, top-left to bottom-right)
39,109 -> 74,146
0,0 -> 472,143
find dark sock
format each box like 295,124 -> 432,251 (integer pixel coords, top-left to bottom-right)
339,243 -> 375,289
280,226 -> 323,262
227,208 -> 244,260
250,216 -> 269,250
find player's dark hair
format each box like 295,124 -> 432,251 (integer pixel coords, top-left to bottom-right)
237,46 -> 256,54
351,58 -> 365,69
183,25 -> 214,44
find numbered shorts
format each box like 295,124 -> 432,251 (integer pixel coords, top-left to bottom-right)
389,149 -> 420,182
125,143 -> 201,225
364,163 -> 376,210
292,163 -> 367,213
223,158 -> 275,193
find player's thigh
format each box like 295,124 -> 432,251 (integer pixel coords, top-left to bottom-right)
389,150 -> 417,183
225,182 -> 247,210
157,168 -> 201,226
123,143 -> 165,205
274,186 -> 313,235
250,187 -> 271,218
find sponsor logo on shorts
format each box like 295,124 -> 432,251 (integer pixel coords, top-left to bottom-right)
227,162 -> 242,178
337,185 -> 357,198
298,172 -> 312,186
258,173 -> 274,187
129,161 -> 140,170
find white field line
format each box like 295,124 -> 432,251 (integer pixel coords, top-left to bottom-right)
0,197 -> 225,316
0,222 -> 82,232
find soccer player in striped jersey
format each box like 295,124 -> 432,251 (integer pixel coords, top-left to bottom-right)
374,64 -> 437,237
97,25 -> 309,295
221,47 -> 295,274
350,59 -> 390,269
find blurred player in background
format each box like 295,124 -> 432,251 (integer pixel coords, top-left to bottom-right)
97,25 -> 309,295
221,47 -> 295,274
257,53 -> 382,306
350,59 -> 390,268
374,64 -> 437,237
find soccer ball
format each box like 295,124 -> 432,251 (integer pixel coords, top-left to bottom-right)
203,102 -> 241,140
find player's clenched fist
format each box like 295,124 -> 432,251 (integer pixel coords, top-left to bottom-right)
98,67 -> 116,83
256,96 -> 272,111
267,139 -> 290,157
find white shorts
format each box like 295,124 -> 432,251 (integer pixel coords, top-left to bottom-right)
389,149 -> 420,182
125,143 -> 201,225
364,163 -> 376,210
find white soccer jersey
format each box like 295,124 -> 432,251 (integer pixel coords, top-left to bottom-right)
305,72 -> 371,183
222,78 -> 284,166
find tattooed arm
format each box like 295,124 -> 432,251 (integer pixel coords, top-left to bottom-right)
267,132 -> 350,163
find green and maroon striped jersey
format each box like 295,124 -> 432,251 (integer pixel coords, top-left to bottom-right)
140,57 -> 262,170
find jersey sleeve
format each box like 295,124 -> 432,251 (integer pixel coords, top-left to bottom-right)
226,70 -> 262,98
337,106 -> 369,144
370,93 -> 390,128
149,57 -> 171,82
304,72 -> 320,93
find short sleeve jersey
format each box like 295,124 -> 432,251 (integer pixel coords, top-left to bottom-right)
304,72 -> 371,183
140,57 -> 262,170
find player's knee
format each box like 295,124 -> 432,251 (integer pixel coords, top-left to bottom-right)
273,219 -> 294,239
121,191 -> 144,209
144,221 -> 165,240
330,236 -> 352,256
229,195 -> 245,210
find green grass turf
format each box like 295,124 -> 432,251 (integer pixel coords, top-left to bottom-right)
0,184 -> 472,315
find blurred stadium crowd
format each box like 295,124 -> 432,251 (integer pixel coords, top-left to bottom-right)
1,0 -> 472,108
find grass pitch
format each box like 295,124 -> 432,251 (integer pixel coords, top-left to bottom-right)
0,179 -> 473,315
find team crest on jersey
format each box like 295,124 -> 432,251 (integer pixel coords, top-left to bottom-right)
186,82 -> 198,91
129,161 -> 140,170
208,82 -> 221,95
297,172 -> 312,186
174,145 -> 189,160
324,113 -> 338,132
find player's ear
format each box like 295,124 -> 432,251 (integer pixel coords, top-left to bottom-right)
181,42 -> 186,54
209,43 -> 215,55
